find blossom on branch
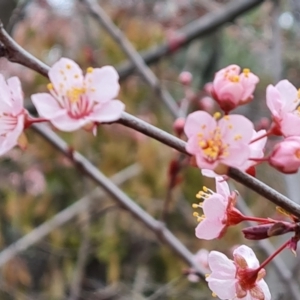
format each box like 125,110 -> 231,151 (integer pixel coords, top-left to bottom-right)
211,65 -> 259,113
269,136 -> 300,174
184,111 -> 253,171
201,129 -> 267,177
266,79 -> 300,137
31,58 -> 125,132
0,75 -> 25,155
206,245 -> 271,300
193,177 -> 244,240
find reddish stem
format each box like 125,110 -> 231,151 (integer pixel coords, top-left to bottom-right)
249,129 -> 273,144
257,239 -> 290,271
242,216 -> 276,224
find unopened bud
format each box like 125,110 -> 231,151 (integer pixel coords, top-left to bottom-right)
179,71 -> 193,85
173,117 -> 185,137
243,222 -> 294,240
199,96 -> 215,113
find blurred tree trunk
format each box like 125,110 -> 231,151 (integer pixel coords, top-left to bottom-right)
0,0 -> 17,28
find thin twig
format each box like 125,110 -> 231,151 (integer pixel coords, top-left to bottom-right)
0,164 -> 141,267
69,207 -> 91,300
115,0 -> 265,80
79,0 -> 180,118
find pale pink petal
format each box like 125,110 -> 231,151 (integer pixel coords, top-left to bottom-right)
193,249 -> 209,268
0,74 -> 13,112
85,66 -> 120,102
195,219 -> 224,240
215,177 -> 230,199
49,57 -> 84,94
223,144 -> 251,168
201,169 -> 218,178
239,73 -> 259,101
184,111 -> 216,138
266,85 -> 283,118
202,194 -> 227,219
207,278 -> 237,299
233,245 -> 259,269
51,112 -> 89,132
280,112 -> 300,137
195,153 -> 218,170
87,100 -> 124,123
217,82 -> 244,106
276,80 -> 299,111
256,280 -> 271,300
7,77 -> 24,114
0,114 -> 24,156
207,251 -> 236,278
186,135 -> 200,155
31,93 -> 63,119
219,115 -> 253,144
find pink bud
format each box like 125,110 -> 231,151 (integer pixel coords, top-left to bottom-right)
179,71 -> 192,85
269,137 -> 300,174
211,65 -> 259,113
255,117 -> 271,131
199,96 -> 214,113
173,117 -> 185,137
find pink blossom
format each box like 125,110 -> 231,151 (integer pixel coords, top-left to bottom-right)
206,245 -> 271,300
211,65 -> 259,113
184,111 -> 254,171
31,57 -> 125,132
266,80 -> 300,137
187,249 -> 209,282
0,75 -> 25,155
201,129 -> 267,177
269,136 -> 300,174
194,177 -> 243,240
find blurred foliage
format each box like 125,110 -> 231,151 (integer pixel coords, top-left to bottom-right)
0,0 -> 298,299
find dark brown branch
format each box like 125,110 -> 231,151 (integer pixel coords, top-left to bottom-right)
115,0 -> 265,80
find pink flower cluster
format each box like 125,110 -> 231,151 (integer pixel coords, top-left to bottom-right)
0,57 -> 125,156
183,64 -> 300,175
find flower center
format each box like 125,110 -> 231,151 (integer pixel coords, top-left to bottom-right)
66,87 -> 86,103
198,128 -> 229,162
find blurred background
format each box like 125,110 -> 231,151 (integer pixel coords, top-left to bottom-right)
0,0 -> 300,299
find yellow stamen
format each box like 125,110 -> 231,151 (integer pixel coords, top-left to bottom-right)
66,64 -> 71,69
213,112 -> 221,120
47,83 -> 53,91
87,67 -> 94,73
243,68 -> 250,77
229,75 -> 240,82
67,87 -> 86,103
193,212 -> 199,217
192,204 -> 199,208
234,134 -> 242,141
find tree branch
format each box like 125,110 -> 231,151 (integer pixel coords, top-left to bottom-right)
79,0 -> 180,118
0,164 -> 141,267
115,0 -> 265,80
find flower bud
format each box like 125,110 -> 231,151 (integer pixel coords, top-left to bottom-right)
269,137 -> 300,174
243,222 -> 294,240
179,71 -> 192,85
173,117 -> 185,137
211,65 -> 259,113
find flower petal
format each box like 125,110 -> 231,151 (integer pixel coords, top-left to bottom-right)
184,111 -> 216,138
85,66 -> 120,102
49,57 -> 84,94
7,77 -> 24,115
31,93 -> 63,119
207,278 -> 237,299
207,251 -> 236,278
276,80 -> 298,112
195,219 -> 224,240
215,177 -> 230,199
0,74 -> 13,112
256,279 -> 271,300
50,112 -> 89,132
233,245 -> 259,269
87,100 -> 125,123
